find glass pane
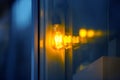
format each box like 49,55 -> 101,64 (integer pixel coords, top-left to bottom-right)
40,0 -> 120,80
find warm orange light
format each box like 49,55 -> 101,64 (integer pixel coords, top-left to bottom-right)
51,25 -> 104,50
67,36 -> 72,44
40,40 -> 43,48
72,36 -> 76,44
79,28 -> 87,38
76,36 -> 80,43
63,35 -> 72,49
80,38 -> 87,44
72,36 -> 80,44
63,35 -> 72,46
96,30 -> 103,37
54,32 -> 63,49
87,29 -> 95,38
51,24 -> 65,50
63,36 -> 68,46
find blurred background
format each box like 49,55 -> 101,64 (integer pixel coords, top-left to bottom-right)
0,0 -> 37,80
0,0 -> 120,80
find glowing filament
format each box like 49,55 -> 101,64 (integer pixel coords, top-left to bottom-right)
54,32 -> 63,49
51,26 -> 103,50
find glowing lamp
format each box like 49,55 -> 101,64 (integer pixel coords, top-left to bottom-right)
54,32 -> 63,49
63,35 -> 72,49
87,29 -> 95,38
79,28 -> 87,38
51,25 -> 103,50
52,24 -> 64,49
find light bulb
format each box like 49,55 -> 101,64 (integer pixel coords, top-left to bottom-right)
79,28 -> 87,38
52,24 -> 64,49
87,29 -> 95,38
